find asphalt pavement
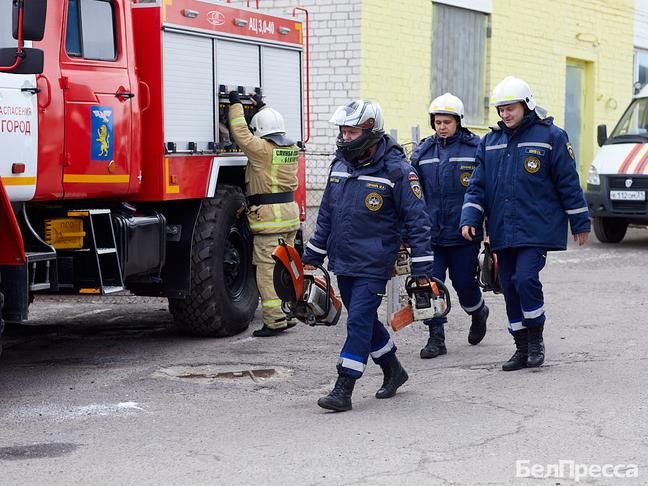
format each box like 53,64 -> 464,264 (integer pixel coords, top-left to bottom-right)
1,229 -> 647,485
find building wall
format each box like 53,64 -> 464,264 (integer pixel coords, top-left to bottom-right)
488,0 -> 635,178
359,0 -> 432,145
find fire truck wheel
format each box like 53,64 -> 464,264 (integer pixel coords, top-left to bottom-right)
169,186 -> 258,337
592,217 -> 628,244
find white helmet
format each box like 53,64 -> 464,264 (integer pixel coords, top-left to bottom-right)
490,76 -> 536,110
329,100 -> 385,162
329,100 -> 384,132
429,92 -> 464,120
250,107 -> 286,138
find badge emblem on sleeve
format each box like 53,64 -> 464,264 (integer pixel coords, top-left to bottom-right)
567,142 -> 575,160
408,173 -> 423,199
524,156 -> 541,174
460,171 -> 471,187
365,192 -> 384,211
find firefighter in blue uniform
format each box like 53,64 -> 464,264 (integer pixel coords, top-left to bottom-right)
460,76 -> 591,371
302,100 -> 434,412
411,93 -> 489,359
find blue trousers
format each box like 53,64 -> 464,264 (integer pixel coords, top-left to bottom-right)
496,247 -> 547,332
426,243 -> 484,326
336,276 -> 396,379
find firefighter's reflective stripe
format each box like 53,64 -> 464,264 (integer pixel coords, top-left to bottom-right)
249,217 -> 300,231
262,298 -> 282,309
230,115 -> 247,127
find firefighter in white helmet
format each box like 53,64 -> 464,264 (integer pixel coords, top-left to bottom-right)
228,90 -> 300,337
301,100 -> 435,412
461,76 -> 591,370
410,92 -> 489,359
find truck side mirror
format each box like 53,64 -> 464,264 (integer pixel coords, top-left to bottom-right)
597,124 -> 608,147
0,47 -> 44,74
13,0 -> 47,41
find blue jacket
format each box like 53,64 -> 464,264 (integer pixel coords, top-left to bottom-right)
460,113 -> 591,252
302,136 -> 434,279
411,128 -> 482,246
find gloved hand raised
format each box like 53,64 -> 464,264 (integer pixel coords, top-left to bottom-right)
251,92 -> 265,110
229,90 -> 241,104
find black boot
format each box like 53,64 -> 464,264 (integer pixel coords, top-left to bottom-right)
468,305 -> 489,345
527,325 -> 545,368
376,355 -> 409,399
502,329 -> 528,371
420,322 -> 446,359
317,375 -> 356,412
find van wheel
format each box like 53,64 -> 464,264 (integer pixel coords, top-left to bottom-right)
169,186 -> 259,337
592,217 -> 628,243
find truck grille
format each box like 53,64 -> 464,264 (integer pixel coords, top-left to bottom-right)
608,176 -> 648,189
611,200 -> 647,213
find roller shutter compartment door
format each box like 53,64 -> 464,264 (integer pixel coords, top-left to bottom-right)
163,31 -> 214,151
261,47 -> 302,143
215,40 -> 260,89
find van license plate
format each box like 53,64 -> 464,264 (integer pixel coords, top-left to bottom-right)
610,190 -> 646,201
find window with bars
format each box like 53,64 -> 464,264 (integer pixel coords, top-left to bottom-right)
431,3 -> 488,125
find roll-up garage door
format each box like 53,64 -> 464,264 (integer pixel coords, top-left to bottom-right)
163,31 -> 214,151
261,47 -> 302,143
215,40 -> 260,89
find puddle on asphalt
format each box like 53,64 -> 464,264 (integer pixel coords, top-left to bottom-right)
154,365 -> 292,384
0,443 -> 79,461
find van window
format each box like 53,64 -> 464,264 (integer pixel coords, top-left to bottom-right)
0,0 -> 14,49
65,0 -> 117,61
610,98 -> 648,139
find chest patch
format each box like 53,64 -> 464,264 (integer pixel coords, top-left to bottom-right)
524,156 -> 541,174
524,148 -> 546,156
365,192 -> 384,211
460,172 -> 472,187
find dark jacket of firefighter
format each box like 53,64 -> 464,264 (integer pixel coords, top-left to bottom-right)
411,128 -> 482,246
460,113 -> 591,252
228,103 -> 300,235
302,135 -> 435,279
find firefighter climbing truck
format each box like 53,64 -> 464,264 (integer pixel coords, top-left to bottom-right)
0,0 -> 308,348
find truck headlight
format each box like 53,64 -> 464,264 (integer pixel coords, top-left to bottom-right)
587,165 -> 600,186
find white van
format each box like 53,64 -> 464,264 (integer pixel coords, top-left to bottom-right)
586,85 -> 648,243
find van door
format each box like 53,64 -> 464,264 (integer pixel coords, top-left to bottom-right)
60,0 -> 133,198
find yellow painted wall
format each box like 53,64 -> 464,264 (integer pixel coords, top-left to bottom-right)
359,0 -> 432,144
359,0 -> 635,179
489,0 -> 635,178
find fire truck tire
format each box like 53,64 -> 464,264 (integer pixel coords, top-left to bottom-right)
169,186 -> 258,337
592,217 -> 627,243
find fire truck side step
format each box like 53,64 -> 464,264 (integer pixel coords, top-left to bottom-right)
69,209 -> 125,294
25,252 -> 57,291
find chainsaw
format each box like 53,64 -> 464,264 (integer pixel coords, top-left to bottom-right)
390,276 -> 451,331
272,239 -> 342,326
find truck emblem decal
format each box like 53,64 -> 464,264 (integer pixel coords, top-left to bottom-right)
625,178 -> 633,188
207,10 -> 225,26
91,106 -> 114,162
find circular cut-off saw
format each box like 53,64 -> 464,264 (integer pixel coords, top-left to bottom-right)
272,239 -> 342,326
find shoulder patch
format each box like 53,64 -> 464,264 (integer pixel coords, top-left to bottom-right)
408,172 -> 423,199
566,142 -> 575,160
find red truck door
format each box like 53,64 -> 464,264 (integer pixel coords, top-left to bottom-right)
60,0 -> 133,198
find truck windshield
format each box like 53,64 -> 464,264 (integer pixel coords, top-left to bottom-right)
0,0 -> 14,49
610,97 -> 648,139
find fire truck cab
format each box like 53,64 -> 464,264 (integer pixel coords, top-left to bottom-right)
0,0 -> 307,349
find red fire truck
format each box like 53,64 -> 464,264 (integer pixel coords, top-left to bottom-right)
0,0 -> 308,347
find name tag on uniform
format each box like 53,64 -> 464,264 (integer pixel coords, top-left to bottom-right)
272,149 -> 299,165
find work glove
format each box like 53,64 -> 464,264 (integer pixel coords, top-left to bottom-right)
251,92 -> 265,110
228,90 -> 241,104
